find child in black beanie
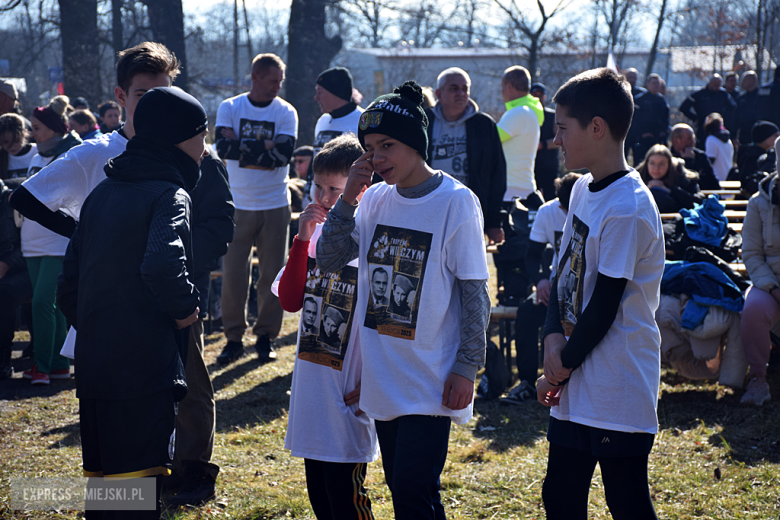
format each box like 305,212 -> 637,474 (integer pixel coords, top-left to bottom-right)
316,81 -> 491,519
57,87 -> 206,519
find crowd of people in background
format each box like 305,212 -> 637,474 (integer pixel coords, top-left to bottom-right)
0,40 -> 778,520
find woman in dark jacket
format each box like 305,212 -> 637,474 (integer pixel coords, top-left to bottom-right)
637,144 -> 705,213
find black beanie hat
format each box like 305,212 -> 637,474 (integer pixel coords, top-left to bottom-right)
134,87 -> 208,145
316,67 -> 354,102
752,120 -> 779,144
358,81 -> 429,160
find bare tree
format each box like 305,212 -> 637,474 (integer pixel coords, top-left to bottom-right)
494,0 -> 570,78
593,0 -> 639,57
340,0 -> 395,48
139,0 -> 188,89
287,0 -> 342,145
59,0 -> 103,105
397,0 -> 461,48
645,0 -> 668,78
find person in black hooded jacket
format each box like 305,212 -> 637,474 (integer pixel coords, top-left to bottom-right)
57,87 -> 206,520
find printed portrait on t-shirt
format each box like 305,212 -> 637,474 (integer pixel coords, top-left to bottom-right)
298,257 -> 357,370
368,264 -> 392,307
556,214 -> 589,336
318,305 -> 348,354
364,224 -> 433,340
237,118 -> 276,170
300,296 -> 321,336
387,273 -> 417,322
314,130 -> 343,151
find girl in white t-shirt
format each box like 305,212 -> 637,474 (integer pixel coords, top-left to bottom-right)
0,113 -> 37,179
703,112 -> 734,182
272,135 -> 378,519
317,82 -> 490,519
20,96 -> 82,385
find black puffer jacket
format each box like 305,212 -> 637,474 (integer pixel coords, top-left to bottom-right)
57,140 -> 200,402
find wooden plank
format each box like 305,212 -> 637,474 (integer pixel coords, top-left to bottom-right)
701,189 -> 740,196
490,305 -> 518,322
719,180 -> 740,189
661,211 -> 745,221
721,199 -> 748,208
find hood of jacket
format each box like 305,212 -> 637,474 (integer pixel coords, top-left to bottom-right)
104,136 -> 200,192
710,127 -> 731,144
432,99 -> 479,127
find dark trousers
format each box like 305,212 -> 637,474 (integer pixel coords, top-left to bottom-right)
173,318 -> 219,479
374,415 -> 451,520
515,296 -> 548,384
0,270 -> 33,362
542,442 -> 658,520
303,459 -> 373,520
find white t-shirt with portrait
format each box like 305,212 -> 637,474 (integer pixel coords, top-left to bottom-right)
313,106 -> 363,156
353,175 -> 489,425
551,171 -> 665,434
271,224 -> 378,463
529,197 -> 567,277
215,94 -> 298,211
498,106 -> 540,200
22,131 -> 127,220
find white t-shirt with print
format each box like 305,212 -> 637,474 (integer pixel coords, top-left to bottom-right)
271,225 -> 378,463
7,144 -> 37,178
353,174 -> 489,425
313,106 -> 363,156
22,131 -> 127,221
705,135 -> 734,182
21,155 -> 71,257
215,94 -> 298,211
529,197 -> 567,277
551,171 -> 665,434
498,106 -> 540,200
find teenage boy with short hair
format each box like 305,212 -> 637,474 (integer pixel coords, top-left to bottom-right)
273,134 -> 377,519
537,68 -> 664,520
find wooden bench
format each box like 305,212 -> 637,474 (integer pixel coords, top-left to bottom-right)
660,210 -> 746,222
719,180 -> 741,190
490,305 -> 519,377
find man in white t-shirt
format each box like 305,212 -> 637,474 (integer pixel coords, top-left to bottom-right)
302,67 -> 364,204
214,53 -> 299,364
497,66 -> 544,202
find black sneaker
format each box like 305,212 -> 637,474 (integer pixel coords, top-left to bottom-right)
254,335 -> 277,362
216,340 -> 244,365
166,470 -> 216,507
499,381 -> 535,405
161,470 -> 185,492
0,360 -> 11,380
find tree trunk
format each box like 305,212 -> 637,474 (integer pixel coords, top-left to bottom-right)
287,0 -> 342,145
528,36 -> 539,80
59,0 -> 102,107
111,0 -> 123,56
645,0 -> 667,79
757,0 -> 765,83
140,0 -> 187,90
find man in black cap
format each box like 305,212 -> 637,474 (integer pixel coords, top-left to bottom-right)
736,120 -> 779,190
680,74 -> 737,148
305,67 -> 364,204
57,86 -> 206,519
530,82 -> 560,201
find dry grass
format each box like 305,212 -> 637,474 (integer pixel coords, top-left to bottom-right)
1,275 -> 779,519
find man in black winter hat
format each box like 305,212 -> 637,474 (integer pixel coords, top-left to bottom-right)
304,67 -> 364,204
57,86 -> 206,520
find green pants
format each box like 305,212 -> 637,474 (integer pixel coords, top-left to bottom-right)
26,256 -> 69,374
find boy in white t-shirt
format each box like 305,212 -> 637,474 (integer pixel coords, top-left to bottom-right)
272,135 -> 378,519
316,81 -> 491,519
537,68 -> 664,520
